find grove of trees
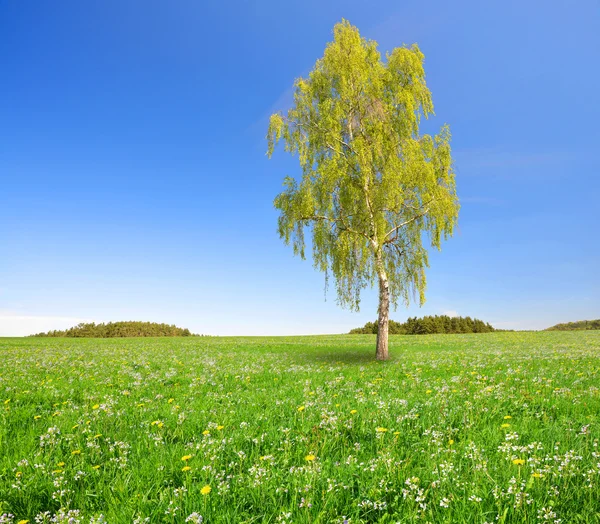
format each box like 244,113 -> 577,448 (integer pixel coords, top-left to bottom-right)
350,315 -> 495,335
31,321 -> 194,338
546,319 -> 600,331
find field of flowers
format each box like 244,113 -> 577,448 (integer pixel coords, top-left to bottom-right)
1,331 -> 599,523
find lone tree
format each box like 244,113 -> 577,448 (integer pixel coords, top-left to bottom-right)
267,20 -> 459,360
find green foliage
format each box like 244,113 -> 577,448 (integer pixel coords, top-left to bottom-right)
546,319 -> 600,331
1,332 -> 599,522
31,321 -> 194,338
267,20 -> 459,311
350,315 -> 495,334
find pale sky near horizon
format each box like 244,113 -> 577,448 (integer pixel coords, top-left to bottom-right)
1,0 -> 599,336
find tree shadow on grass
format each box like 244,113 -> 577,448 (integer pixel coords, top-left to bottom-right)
292,350 -> 388,365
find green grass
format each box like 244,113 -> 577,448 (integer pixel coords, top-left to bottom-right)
1,332 -> 599,523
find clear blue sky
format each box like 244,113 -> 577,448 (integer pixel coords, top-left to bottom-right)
1,0 -> 599,336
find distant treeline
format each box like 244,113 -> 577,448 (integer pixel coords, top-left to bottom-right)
545,319 -> 600,331
31,321 -> 195,338
350,315 -> 495,335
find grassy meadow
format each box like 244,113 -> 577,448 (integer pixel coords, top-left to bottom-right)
1,332 -> 599,523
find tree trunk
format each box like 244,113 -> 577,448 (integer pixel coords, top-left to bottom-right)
375,273 -> 390,361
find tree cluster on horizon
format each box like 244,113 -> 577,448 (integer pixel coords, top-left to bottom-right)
545,319 -> 600,331
350,315 -> 495,335
31,321 -> 195,338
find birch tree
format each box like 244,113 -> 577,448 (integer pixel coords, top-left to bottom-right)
267,20 -> 459,360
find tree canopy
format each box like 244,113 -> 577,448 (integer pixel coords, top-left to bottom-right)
267,20 -> 459,359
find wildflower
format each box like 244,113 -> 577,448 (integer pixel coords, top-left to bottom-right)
181,455 -> 193,462
501,423 -> 510,428
504,415 -> 512,419
532,473 -> 543,478
92,465 -> 101,470
168,398 -> 174,403
182,466 -> 191,472
512,458 -> 525,465
57,462 -> 65,467
217,425 -> 224,430
297,406 -> 305,412
72,450 -> 81,455
92,404 -> 100,410
350,409 -> 357,415
202,430 -> 210,435
305,454 -> 316,461
375,427 -> 388,433
18,520 -> 29,524
426,390 -> 432,394
448,439 -> 454,445
34,415 -> 41,420
200,485 -> 211,495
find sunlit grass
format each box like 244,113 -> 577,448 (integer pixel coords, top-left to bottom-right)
1,331 -> 599,523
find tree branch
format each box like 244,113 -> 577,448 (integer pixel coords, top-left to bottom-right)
383,207 -> 430,244
299,215 -> 371,243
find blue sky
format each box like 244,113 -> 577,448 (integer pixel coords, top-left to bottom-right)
1,0 -> 599,336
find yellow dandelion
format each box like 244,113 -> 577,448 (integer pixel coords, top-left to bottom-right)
93,434 -> 102,439
57,462 -> 65,467
375,427 -> 388,433
92,404 -> 100,410
34,415 -> 41,420
92,465 -> 101,470
297,406 -> 305,412
181,466 -> 191,472
200,485 -> 211,495
305,454 -> 316,461
448,439 -> 454,445
532,473 -> 543,478
512,459 -> 525,466
18,520 -> 29,524
426,390 -> 432,394
168,398 -> 174,403
350,409 -> 357,415
202,430 -> 210,435
504,415 -> 512,419
394,431 -> 401,436
501,423 -> 511,428
217,425 -> 224,430
181,455 -> 193,462
71,450 -> 81,455
72,424 -> 79,429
